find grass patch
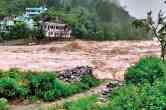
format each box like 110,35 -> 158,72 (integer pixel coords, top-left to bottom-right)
64,96 -> 97,110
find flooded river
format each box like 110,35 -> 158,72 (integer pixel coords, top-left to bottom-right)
0,40 -> 160,81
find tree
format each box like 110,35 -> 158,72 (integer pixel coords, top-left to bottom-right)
96,0 -> 113,22
132,10 -> 166,61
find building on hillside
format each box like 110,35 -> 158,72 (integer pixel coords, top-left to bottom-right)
41,21 -> 72,39
15,16 -> 36,29
0,16 -> 15,32
0,6 -> 47,33
25,7 -> 47,18
14,6 -> 47,29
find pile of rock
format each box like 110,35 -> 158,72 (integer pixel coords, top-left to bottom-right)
106,80 -> 122,93
100,80 -> 123,101
58,66 -> 93,82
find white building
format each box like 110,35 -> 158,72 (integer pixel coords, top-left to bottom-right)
42,22 -> 72,39
14,6 -> 48,29
25,7 -> 47,18
0,17 -> 15,32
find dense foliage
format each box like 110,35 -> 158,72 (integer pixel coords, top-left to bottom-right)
0,98 -> 9,110
41,0 -> 150,40
108,57 -> 166,110
64,96 -> 98,110
125,57 -> 166,84
0,69 -> 100,102
0,0 -> 151,40
0,23 -> 44,41
0,0 -> 39,16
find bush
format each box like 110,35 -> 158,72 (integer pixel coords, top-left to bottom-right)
108,57 -> 166,110
0,98 -> 9,110
27,72 -> 100,101
80,75 -> 101,88
125,56 -> 166,84
1,68 -> 24,80
0,77 -> 28,99
0,23 -> 45,41
27,72 -> 58,101
27,72 -> 82,101
139,83 -> 166,110
64,96 -> 98,110
109,81 -> 166,110
0,69 -> 100,102
0,23 -> 29,40
109,85 -> 141,110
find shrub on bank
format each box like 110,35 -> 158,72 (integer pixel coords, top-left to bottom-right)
0,69 -> 100,102
0,98 -> 9,110
64,96 -> 98,110
125,56 -> 166,84
109,85 -> 141,110
108,56 -> 166,110
80,75 -> 101,88
0,77 -> 28,99
27,73 -> 100,101
109,80 -> 166,110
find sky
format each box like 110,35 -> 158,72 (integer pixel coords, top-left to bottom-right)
119,0 -> 166,19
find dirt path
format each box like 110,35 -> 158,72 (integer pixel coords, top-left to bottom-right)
0,40 -> 160,81
10,82 -> 109,110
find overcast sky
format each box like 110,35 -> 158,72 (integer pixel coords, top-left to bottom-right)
119,0 -> 166,19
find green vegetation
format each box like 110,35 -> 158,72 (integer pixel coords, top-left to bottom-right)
0,98 -> 9,110
0,69 -> 100,102
109,83 -> 166,110
0,0 -> 150,40
45,95 -> 108,110
0,23 -> 44,41
108,56 -> 166,110
64,96 -> 98,110
0,0 -> 39,16
41,0 -> 149,40
0,77 -> 28,99
125,57 -> 166,84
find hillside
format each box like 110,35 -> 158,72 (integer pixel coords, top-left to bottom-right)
0,0 -> 149,40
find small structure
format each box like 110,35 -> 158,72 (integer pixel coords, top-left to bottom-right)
15,16 -> 35,29
25,7 -> 47,18
0,6 -> 48,32
0,16 -> 15,32
42,21 -> 72,39
14,6 -> 47,29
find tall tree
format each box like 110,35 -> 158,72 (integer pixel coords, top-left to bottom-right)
96,0 -> 113,22
133,10 -> 166,61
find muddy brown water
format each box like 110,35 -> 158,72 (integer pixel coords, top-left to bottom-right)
0,40 -> 160,81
